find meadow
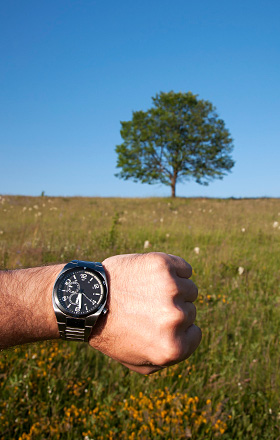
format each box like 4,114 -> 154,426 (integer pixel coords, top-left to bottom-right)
0,194 -> 279,439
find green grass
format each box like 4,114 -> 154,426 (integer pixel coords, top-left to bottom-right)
0,195 -> 280,439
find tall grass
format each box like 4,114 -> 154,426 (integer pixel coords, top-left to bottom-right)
0,195 -> 279,439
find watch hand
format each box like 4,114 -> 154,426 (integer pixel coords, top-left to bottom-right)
81,292 -> 96,304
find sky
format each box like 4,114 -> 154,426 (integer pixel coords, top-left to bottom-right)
0,0 -> 279,198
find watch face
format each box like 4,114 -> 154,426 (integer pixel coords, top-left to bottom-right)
54,268 -> 106,317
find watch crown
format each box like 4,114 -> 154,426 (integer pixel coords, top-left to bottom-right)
102,307 -> 108,315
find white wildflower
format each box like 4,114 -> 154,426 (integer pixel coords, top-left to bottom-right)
144,240 -> 151,249
160,217 -> 164,223
50,207 -> 58,211
33,205 -> 38,210
273,221 -> 279,228
194,247 -> 200,255
0,230 -> 3,235
238,266 -> 245,275
28,207 -> 32,211
166,233 -> 170,238
241,228 -> 246,233
22,207 -> 27,212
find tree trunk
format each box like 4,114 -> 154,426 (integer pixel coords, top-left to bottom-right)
171,173 -> 177,198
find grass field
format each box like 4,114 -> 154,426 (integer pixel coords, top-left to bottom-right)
0,195 -> 280,439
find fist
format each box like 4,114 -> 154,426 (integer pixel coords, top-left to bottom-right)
89,252 -> 201,374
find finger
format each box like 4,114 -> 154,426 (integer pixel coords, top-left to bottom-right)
167,254 -> 192,279
175,278 -> 198,302
172,302 -> 197,331
159,324 -> 202,367
183,324 -> 202,359
120,361 -> 164,375
181,302 -> 197,327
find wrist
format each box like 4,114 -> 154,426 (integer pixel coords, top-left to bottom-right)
0,264 -> 64,349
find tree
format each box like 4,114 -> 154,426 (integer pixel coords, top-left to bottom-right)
115,91 -> 235,197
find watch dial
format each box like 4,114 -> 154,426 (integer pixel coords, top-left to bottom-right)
56,269 -> 106,316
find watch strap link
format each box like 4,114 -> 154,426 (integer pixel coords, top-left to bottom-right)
56,316 -> 96,342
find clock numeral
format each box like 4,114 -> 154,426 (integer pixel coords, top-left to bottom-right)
80,274 -> 87,281
93,284 -> 100,289
75,306 -> 81,312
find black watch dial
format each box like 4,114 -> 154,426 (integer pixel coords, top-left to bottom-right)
55,268 -> 106,317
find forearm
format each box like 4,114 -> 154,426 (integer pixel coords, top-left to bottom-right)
0,264 -> 64,349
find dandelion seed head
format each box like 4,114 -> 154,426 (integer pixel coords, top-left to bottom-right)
144,240 -> 151,249
238,267 -> 245,275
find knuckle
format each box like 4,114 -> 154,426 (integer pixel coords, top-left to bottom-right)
156,340 -> 183,366
148,252 -> 171,272
168,308 -> 186,327
161,276 -> 178,295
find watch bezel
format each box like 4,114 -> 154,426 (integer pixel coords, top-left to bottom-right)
53,266 -> 107,318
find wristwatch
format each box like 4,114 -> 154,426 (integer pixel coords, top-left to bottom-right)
52,260 -> 108,342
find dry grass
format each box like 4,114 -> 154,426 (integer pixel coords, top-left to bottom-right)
0,195 -> 280,439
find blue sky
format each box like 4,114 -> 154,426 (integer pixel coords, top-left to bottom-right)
0,0 -> 279,198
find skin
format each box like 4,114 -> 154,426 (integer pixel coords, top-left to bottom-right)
0,252 -> 201,375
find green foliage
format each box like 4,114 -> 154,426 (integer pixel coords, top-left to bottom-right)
0,196 -> 280,439
116,91 -> 234,197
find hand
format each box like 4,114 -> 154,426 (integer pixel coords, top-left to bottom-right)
89,252 -> 202,374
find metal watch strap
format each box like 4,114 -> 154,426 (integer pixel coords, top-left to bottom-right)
54,260 -> 107,342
